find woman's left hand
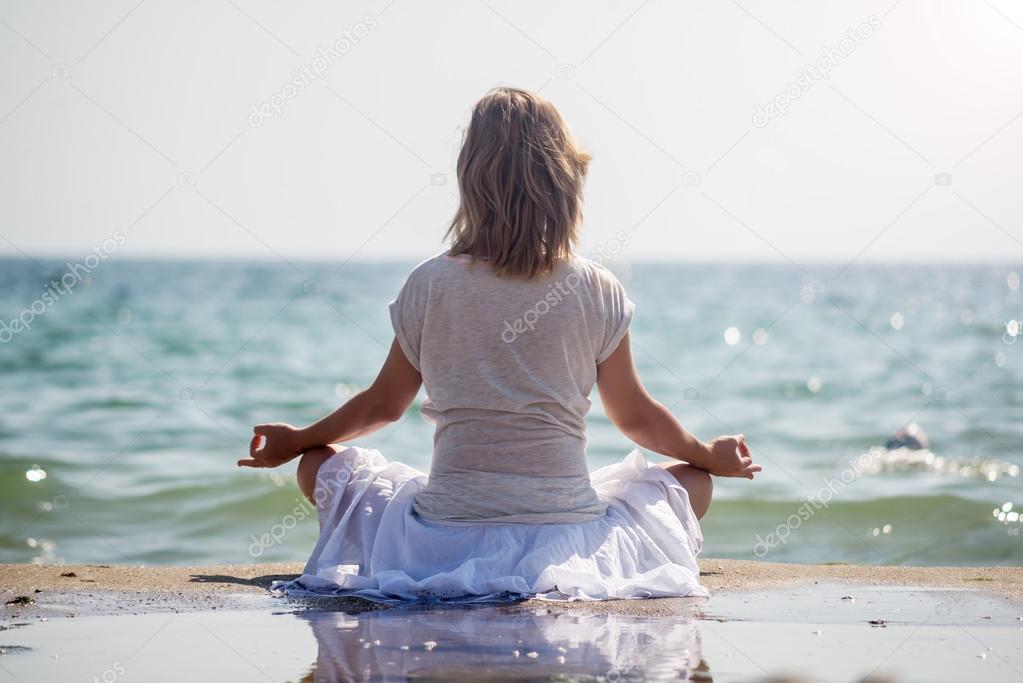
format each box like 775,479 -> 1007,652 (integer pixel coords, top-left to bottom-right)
705,434 -> 762,479
238,423 -> 303,468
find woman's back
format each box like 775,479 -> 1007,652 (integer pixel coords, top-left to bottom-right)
390,252 -> 633,523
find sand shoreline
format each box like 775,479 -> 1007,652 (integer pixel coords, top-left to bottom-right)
4,561 -> 1022,681
3,559 -> 1021,618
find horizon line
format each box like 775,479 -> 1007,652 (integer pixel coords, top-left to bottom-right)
0,252 -> 1020,268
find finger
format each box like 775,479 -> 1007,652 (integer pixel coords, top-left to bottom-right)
253,424 -> 269,436
246,435 -> 265,456
237,458 -> 261,468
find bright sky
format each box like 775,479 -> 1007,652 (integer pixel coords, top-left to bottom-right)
1,0 -> 1022,265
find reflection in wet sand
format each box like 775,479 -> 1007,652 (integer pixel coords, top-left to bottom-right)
299,605 -> 711,681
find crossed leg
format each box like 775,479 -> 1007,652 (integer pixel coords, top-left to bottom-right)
657,462 -> 713,519
297,445 -> 343,505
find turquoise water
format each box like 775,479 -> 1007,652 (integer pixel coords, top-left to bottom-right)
1,258 -> 1020,566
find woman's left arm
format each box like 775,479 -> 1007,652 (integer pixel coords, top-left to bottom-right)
238,338 -> 422,468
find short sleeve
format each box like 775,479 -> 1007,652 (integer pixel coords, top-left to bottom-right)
595,270 -> 636,364
388,272 -> 425,372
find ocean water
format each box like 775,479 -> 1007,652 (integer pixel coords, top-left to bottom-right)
1,257 -> 1020,567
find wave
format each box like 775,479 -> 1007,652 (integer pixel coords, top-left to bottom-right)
857,446 -> 1020,481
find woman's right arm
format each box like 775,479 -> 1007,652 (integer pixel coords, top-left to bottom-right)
595,332 -> 761,479
238,338 -> 422,468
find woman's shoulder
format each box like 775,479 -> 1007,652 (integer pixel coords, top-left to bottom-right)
402,251 -> 625,292
402,250 -> 463,283
563,254 -> 627,291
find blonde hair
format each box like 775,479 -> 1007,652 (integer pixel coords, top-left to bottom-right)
446,87 -> 591,279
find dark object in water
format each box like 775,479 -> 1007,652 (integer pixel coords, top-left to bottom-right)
868,619 -> 888,627
885,423 -> 928,450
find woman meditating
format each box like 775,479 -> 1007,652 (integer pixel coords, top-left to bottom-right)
239,87 -> 761,602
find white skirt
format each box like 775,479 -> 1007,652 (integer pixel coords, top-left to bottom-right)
273,446 -> 707,603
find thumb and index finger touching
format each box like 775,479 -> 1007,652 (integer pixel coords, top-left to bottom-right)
734,434 -> 761,478
237,427 -> 269,468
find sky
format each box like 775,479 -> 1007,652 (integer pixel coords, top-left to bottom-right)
1,0 -> 1022,266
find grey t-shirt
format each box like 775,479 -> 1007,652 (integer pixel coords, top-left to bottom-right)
389,252 -> 635,524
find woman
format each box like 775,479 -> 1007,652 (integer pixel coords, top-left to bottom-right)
240,87 -> 761,603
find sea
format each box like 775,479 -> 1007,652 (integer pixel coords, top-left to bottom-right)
1,257 -> 1020,567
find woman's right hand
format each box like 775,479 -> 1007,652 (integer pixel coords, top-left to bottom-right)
238,423 -> 304,468
705,435 -> 761,479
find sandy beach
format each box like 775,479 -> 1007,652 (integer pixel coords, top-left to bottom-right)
3,558 -> 1021,616
3,559 -> 1022,682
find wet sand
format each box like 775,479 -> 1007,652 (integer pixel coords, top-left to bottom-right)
2,559 -> 1021,617
4,561 -> 1022,682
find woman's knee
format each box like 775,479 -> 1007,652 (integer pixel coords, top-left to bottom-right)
297,446 -> 338,505
688,467 -> 713,519
660,462 -> 713,520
